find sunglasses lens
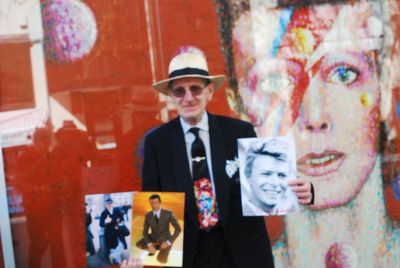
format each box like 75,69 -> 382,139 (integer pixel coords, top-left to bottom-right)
171,87 -> 186,97
170,84 -> 207,97
189,85 -> 204,95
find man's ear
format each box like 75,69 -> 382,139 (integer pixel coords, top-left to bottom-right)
207,83 -> 215,101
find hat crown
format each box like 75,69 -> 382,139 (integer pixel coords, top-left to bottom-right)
105,197 -> 113,204
152,45 -> 225,95
168,52 -> 209,74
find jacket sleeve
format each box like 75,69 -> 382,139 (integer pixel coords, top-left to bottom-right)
244,122 -> 257,138
169,211 -> 182,243
99,211 -> 108,228
142,135 -> 161,191
142,214 -> 152,244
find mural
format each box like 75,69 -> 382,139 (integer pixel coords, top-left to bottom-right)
42,0 -> 98,63
215,0 -> 400,267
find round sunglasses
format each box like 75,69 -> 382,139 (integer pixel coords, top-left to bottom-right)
170,83 -> 209,98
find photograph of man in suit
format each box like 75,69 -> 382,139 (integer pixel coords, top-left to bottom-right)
136,194 -> 181,263
99,197 -> 127,264
138,45 -> 314,268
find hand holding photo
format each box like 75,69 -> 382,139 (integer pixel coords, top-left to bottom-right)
239,136 -> 299,216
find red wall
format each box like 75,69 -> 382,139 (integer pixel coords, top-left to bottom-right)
1,1 -> 234,267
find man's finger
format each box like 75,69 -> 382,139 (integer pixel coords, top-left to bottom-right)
290,184 -> 310,192
298,198 -> 312,205
288,179 -> 310,187
296,192 -> 311,198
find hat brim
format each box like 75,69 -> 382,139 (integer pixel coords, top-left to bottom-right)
152,74 -> 226,95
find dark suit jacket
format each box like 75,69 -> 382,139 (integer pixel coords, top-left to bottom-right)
99,207 -> 127,250
142,113 -> 274,268
143,208 -> 181,244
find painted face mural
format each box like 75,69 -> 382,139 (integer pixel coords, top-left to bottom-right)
217,0 -> 400,267
233,1 -> 383,208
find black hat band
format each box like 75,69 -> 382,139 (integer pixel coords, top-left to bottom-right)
169,67 -> 209,78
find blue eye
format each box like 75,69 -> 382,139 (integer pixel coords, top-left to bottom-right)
329,66 -> 359,85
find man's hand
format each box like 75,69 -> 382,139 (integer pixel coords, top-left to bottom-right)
160,241 -> 171,249
105,215 -> 112,224
288,178 -> 313,205
121,258 -> 143,268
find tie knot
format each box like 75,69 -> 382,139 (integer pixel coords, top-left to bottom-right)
189,127 -> 200,139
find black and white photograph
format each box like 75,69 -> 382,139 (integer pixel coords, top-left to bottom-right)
238,136 -> 299,216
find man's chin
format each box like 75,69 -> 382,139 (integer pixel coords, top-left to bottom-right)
181,112 -> 201,123
261,199 -> 278,207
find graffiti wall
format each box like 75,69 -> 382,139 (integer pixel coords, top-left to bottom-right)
215,0 -> 400,267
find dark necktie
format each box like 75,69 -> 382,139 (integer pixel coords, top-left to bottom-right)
154,213 -> 159,224
189,127 -> 219,230
190,128 -> 209,180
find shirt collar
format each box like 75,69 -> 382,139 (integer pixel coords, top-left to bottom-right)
180,112 -> 209,134
153,209 -> 161,215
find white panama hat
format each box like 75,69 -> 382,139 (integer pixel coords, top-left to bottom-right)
152,46 -> 226,95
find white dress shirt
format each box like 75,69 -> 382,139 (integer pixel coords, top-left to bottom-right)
153,209 -> 161,219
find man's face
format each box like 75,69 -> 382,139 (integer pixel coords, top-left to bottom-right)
149,198 -> 161,211
169,77 -> 214,125
249,155 -> 289,208
198,192 -> 213,213
106,203 -> 113,211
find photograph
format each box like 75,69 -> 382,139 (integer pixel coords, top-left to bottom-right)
238,136 -> 299,216
85,191 -> 133,267
130,192 -> 185,267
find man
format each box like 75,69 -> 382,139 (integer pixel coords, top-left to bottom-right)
136,194 -> 181,263
121,201 -> 132,222
85,202 -> 95,256
99,197 -> 126,264
141,46 -> 313,268
243,139 -> 297,216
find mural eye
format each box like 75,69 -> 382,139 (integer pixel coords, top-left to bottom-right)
329,66 -> 359,85
259,73 -> 294,95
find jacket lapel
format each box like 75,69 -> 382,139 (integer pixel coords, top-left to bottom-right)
170,118 -> 199,228
208,113 -> 230,226
158,209 -> 163,224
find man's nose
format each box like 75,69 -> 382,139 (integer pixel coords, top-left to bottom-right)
182,88 -> 196,101
267,174 -> 279,186
298,75 -> 331,133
